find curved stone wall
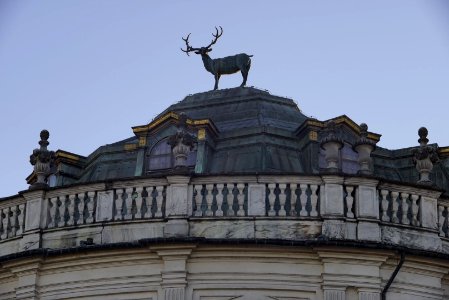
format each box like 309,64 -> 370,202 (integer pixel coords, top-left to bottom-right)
1,174 -> 449,299
1,244 -> 449,299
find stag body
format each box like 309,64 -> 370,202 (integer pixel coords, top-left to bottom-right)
182,27 -> 252,90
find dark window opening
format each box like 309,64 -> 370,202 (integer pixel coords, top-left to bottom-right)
147,138 -> 197,172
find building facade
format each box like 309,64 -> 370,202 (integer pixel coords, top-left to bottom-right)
1,87 -> 449,300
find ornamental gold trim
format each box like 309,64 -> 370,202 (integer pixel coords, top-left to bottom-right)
139,136 -> 147,147
133,111 -> 217,137
56,151 -> 80,161
307,120 -> 324,128
124,144 -> 138,151
193,119 -> 210,125
304,116 -> 380,142
309,131 -> 318,141
198,128 -> 206,141
439,147 -> 449,154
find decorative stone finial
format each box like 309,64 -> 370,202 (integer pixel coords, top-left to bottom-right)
167,113 -> 197,168
29,129 -> 55,189
412,127 -> 439,185
418,126 -> 429,145
353,123 -> 376,175
320,121 -> 344,172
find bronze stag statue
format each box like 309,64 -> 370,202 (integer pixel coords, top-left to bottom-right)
181,26 -> 253,90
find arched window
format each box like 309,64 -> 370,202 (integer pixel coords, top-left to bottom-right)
147,138 -> 197,171
148,138 -> 173,170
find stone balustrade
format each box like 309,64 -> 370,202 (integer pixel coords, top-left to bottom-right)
379,188 -> 421,227
265,182 -> 320,217
378,182 -> 440,230
113,185 -> 166,220
47,191 -> 96,228
438,200 -> 449,238
0,196 -> 25,241
0,174 -> 447,255
192,183 -> 247,217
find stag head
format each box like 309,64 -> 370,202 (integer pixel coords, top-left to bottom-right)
181,26 -> 223,56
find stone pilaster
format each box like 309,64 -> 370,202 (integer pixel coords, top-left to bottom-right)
346,178 -> 381,242
22,190 -> 46,232
95,190 -> 114,222
4,258 -> 42,300
20,190 -> 47,251
321,176 -> 346,239
248,183 -> 266,216
164,176 -> 191,237
420,190 -> 441,230
151,244 -> 196,300
321,176 -> 344,217
318,247 -> 387,300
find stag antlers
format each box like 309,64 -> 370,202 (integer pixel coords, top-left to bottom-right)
181,26 -> 223,55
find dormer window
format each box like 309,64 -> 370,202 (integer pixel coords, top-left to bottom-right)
147,138 -> 197,172
148,138 -> 172,170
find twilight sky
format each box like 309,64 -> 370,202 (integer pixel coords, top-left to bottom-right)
1,1 -> 448,197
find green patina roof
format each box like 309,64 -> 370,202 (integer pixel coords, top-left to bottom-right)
49,87 -> 449,194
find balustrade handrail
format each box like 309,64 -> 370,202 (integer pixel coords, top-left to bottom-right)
0,174 -> 446,244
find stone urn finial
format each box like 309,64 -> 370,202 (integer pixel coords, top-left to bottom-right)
29,129 -> 55,189
167,113 -> 197,168
353,123 -> 376,175
320,120 -> 343,172
412,127 -> 439,185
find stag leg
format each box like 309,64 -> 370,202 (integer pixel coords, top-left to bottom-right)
240,56 -> 251,87
214,74 -> 220,90
240,70 -> 248,87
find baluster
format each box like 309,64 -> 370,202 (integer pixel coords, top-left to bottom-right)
289,184 -> 298,216
57,197 -> 65,227
299,184 -> 308,216
205,184 -> 214,217
278,184 -> 287,217
144,187 -> 153,218
10,206 -> 17,237
134,187 -> 144,219
439,205 -> 446,237
76,193 -> 86,225
391,191 -> 399,223
115,189 -> 124,220
123,188 -> 133,220
411,194 -> 420,226
155,186 -> 164,218
16,204 -> 25,236
67,194 -> 76,226
380,190 -> 389,222
193,185 -> 203,216
267,184 -> 276,216
401,193 -> 409,225
1,208 -> 8,239
86,192 -> 96,224
227,184 -> 235,216
345,186 -> 354,218
310,184 -> 319,217
237,183 -> 245,217
216,184 -> 224,216
48,197 -> 58,228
